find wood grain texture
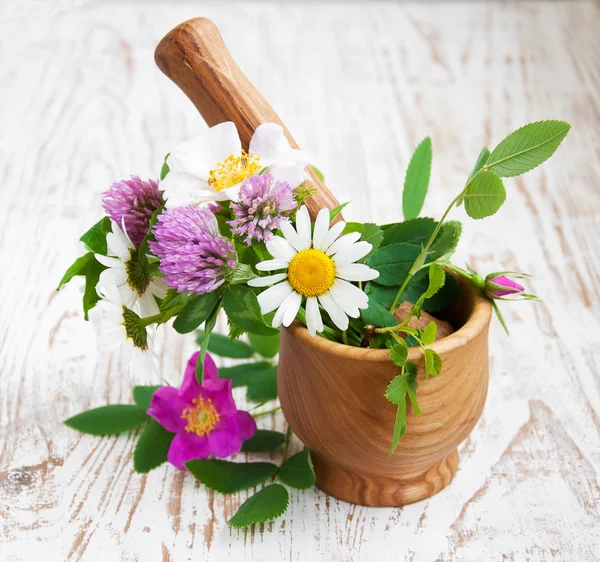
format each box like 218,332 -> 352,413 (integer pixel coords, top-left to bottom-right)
1,0 -> 600,560
155,17 -> 340,219
278,277 -> 491,506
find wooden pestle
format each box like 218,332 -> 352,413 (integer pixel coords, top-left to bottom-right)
154,17 -> 339,220
154,18 -> 454,340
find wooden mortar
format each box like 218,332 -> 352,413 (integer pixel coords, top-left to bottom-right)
155,18 -> 491,506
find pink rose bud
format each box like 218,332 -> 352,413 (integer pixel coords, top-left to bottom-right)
485,274 -> 525,298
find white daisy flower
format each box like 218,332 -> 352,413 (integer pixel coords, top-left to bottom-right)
248,205 -> 379,336
160,121 -> 311,208
90,285 -> 158,377
95,220 -> 167,317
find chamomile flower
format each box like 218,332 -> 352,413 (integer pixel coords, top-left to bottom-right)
95,220 -> 167,317
160,122 -> 310,208
90,284 -> 158,377
248,206 -> 379,336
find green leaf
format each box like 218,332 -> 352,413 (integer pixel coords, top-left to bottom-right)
159,288 -> 188,315
344,222 -> 384,259
80,217 -> 111,255
64,405 -> 148,435
248,332 -> 280,358
223,285 -> 278,336
403,271 -> 460,313
219,361 -> 273,387
381,217 -> 436,248
253,243 -> 271,263
385,371 -> 418,405
468,146 -> 490,182
386,363 -> 419,455
246,366 -> 278,402
185,459 -> 277,493
241,430 -> 286,452
330,202 -> 349,221
390,339 -> 408,367
160,153 -> 170,180
228,483 -> 289,528
278,450 -> 316,490
138,206 -> 164,257
424,265 -> 446,299
196,304 -> 221,384
133,419 -> 174,473
132,385 -> 161,410
403,137 -> 432,220
464,170 -> 506,219
424,348 -> 443,378
197,332 -> 254,359
361,297 -> 398,328
390,401 -> 407,456
487,120 -> 570,177
228,263 -> 257,285
368,243 -> 423,286
173,291 -> 221,334
429,221 -> 462,262
311,165 -> 325,182
57,252 -> 95,290
82,258 -> 105,320
420,322 -> 437,345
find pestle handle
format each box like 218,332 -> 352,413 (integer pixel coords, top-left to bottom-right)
154,17 -> 341,219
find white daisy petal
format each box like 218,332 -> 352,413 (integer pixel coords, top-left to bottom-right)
312,208 -> 331,251
95,254 -> 124,269
336,263 -> 380,282
329,284 -> 361,318
326,232 -> 361,257
249,123 -> 292,167
266,236 -> 297,262
318,291 -> 349,331
266,164 -> 309,190
332,279 -> 369,309
138,293 -> 160,317
282,291 -> 302,327
319,220 -> 346,253
248,273 -> 288,287
256,259 -> 289,271
331,241 -> 372,265
295,205 -> 311,250
279,219 -> 304,252
257,281 -> 293,314
305,296 -> 322,336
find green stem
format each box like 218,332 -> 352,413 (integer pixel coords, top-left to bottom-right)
252,406 -> 282,419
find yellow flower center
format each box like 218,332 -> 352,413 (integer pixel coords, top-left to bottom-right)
208,151 -> 261,192
287,249 -> 336,297
181,397 -> 220,436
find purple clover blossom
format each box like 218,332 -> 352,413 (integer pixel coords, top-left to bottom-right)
102,176 -> 164,247
147,352 -> 257,469
485,274 -> 526,297
228,174 -> 296,245
149,206 -> 237,294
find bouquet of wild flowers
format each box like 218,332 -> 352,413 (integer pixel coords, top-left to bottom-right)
60,119 -> 569,526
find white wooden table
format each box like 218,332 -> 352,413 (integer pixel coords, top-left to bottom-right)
2,1 -> 599,560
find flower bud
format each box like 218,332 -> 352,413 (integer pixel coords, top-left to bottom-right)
484,272 -> 537,300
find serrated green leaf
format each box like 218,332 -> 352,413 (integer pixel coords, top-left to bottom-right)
82,258 -> 106,320
132,385 -> 161,410
80,217 -> 111,255
57,252 -> 95,290
278,450 -> 316,490
173,291 -> 221,334
228,484 -> 289,528
246,366 -> 278,402
381,217 -> 436,247
429,221 -> 462,262
403,271 -> 460,313
133,419 -> 174,473
420,322 -> 437,345
360,297 -> 398,328
368,242 -> 423,286
223,285 -> 278,336
385,371 -> 418,405
197,332 -> 254,359
344,222 -> 384,259
390,401 -> 407,455
464,171 -> 506,219
248,332 -> 280,358
64,405 -> 148,435
387,363 -> 419,455
186,459 -> 277,493
424,348 -> 443,378
330,202 -> 349,221
468,146 -> 491,182
160,153 -> 170,180
403,137 -> 432,220
241,430 -> 286,452
487,120 -> 570,177
424,265 -> 445,299
390,340 -> 408,367
219,361 -> 273,387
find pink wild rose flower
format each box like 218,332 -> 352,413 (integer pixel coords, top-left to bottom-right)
147,352 -> 256,469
